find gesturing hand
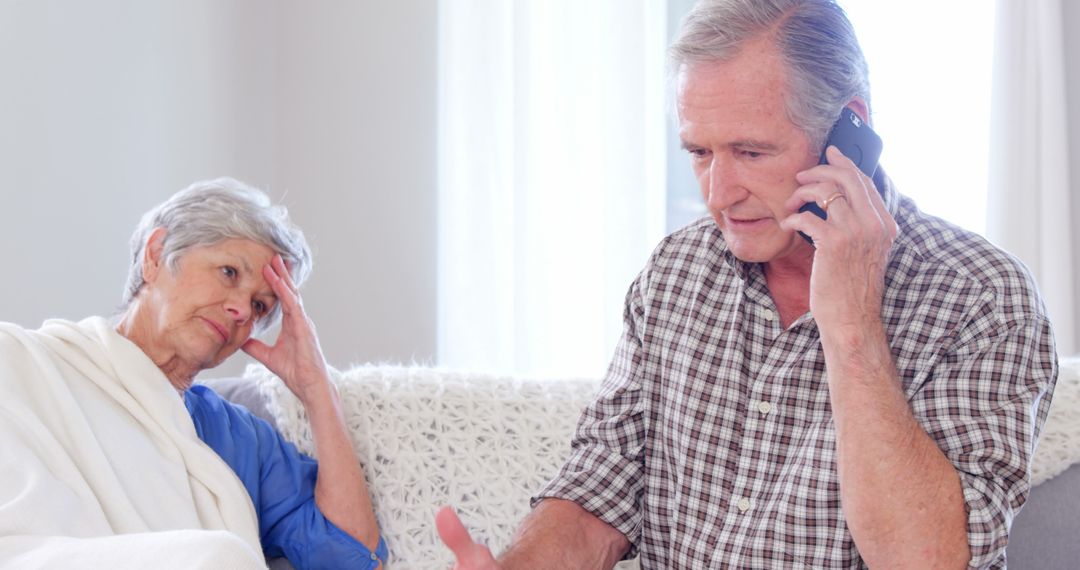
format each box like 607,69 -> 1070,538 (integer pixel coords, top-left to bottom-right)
436,506 -> 500,570
241,254 -> 331,405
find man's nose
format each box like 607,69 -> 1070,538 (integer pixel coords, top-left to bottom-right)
703,156 -> 744,211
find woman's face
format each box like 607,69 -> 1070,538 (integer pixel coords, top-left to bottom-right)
134,235 -> 279,374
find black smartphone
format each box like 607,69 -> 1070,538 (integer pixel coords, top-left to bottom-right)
797,107 -> 883,244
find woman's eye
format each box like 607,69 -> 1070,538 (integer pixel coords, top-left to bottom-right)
222,266 -> 237,279
253,300 -> 267,315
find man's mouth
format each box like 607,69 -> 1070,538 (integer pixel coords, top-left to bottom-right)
726,215 -> 770,225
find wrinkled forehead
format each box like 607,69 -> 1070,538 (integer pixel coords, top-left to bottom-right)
675,61 -> 790,126
673,43 -> 789,120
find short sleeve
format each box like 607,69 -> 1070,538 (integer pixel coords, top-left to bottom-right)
908,315 -> 1057,569
533,274 -> 648,550
186,386 -> 383,570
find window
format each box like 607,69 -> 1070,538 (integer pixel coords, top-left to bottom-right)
841,0 -> 995,234
438,1 -> 667,377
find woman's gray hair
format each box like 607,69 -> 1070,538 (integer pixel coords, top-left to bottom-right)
669,0 -> 871,149
122,177 -> 313,330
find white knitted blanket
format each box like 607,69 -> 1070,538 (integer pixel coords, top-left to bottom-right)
249,358 -> 1080,568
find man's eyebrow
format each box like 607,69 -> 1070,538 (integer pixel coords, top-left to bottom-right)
679,139 -> 782,151
728,139 -> 780,151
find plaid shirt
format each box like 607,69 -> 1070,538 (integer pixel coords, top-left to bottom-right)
536,174 -> 1058,569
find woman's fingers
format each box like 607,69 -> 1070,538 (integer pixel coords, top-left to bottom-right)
241,337 -> 271,364
263,261 -> 302,319
272,254 -> 299,295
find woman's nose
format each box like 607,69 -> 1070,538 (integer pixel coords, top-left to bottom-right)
224,295 -> 252,323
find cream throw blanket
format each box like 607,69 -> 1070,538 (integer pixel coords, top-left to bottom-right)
0,317 -> 263,570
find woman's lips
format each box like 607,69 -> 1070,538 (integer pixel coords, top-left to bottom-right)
202,317 -> 230,343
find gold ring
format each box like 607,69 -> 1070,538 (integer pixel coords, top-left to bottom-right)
821,192 -> 846,212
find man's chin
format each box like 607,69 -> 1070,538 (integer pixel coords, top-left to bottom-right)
724,238 -> 777,263
725,232 -> 808,264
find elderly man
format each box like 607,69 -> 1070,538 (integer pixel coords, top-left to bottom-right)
438,0 -> 1057,568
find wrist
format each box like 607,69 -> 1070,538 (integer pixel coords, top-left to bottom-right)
296,373 -> 336,409
817,313 -> 886,348
819,320 -> 894,376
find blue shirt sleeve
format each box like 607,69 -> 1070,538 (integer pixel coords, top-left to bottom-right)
184,385 -> 386,570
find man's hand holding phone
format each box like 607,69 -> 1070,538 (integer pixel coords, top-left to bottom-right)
796,107 -> 883,244
779,105 -> 895,332
782,143 -> 897,334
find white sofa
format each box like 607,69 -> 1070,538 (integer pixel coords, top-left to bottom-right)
204,365 -> 637,570
203,358 -> 1080,570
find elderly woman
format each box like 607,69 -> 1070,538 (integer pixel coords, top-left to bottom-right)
0,178 -> 385,569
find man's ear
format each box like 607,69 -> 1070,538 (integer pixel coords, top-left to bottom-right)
142,227 -> 168,284
846,97 -> 871,125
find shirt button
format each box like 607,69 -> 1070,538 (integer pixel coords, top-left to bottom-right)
737,498 -> 752,512
757,401 -> 772,414
763,309 -> 776,321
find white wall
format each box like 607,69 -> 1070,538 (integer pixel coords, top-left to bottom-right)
0,1 -> 437,376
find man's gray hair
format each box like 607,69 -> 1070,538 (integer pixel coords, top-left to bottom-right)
669,0 -> 870,148
122,177 -> 313,330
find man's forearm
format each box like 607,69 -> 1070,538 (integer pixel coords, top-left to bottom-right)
822,323 -> 970,569
498,499 -> 630,570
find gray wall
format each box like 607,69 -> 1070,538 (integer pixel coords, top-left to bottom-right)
0,1 -> 437,376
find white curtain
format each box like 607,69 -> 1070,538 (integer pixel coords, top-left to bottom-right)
988,0 -> 1078,356
437,0 -> 667,377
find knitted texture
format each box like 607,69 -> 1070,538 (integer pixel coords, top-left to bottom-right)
1030,356 -> 1080,486
245,364 -> 606,569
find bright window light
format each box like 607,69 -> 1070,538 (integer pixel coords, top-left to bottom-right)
839,1 -> 996,234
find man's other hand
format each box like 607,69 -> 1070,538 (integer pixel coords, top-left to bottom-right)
436,506 -> 500,570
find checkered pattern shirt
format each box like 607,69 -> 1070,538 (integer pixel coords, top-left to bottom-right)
535,174 -> 1058,569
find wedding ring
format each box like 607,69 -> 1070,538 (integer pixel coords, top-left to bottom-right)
821,192 -> 846,212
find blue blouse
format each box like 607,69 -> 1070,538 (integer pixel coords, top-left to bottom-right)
185,385 -> 387,569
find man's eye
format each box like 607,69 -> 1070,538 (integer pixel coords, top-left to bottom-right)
739,150 -> 763,159
222,266 -> 237,279
688,148 -> 710,159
